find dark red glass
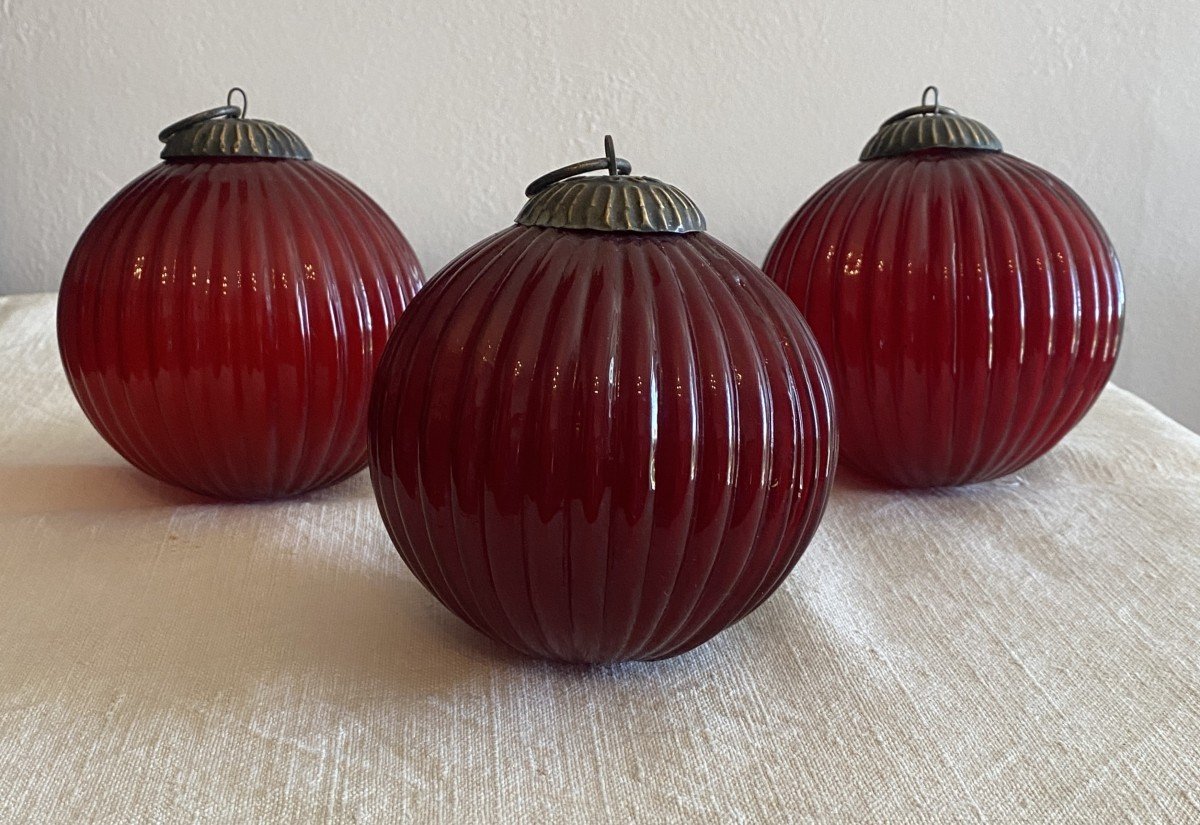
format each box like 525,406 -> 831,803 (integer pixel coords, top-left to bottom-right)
58,159 -> 423,500
369,225 -> 837,663
764,150 -> 1124,487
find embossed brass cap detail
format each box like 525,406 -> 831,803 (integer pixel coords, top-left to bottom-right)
860,86 -> 1002,161
159,88 -> 312,161
516,136 -> 706,234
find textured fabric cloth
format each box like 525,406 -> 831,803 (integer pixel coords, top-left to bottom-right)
1,292 -> 1198,822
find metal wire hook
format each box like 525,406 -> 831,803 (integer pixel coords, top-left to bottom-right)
922,85 -> 940,114
524,134 -> 632,197
879,86 -> 958,128
604,134 -> 618,175
226,87 -> 247,118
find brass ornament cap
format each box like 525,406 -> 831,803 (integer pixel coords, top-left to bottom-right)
860,86 -> 1002,161
158,88 -> 312,161
515,136 -> 706,233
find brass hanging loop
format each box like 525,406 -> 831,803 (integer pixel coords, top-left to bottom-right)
524,135 -> 632,197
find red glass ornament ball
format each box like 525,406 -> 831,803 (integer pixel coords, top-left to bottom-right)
764,98 -> 1124,488
370,160 -> 837,664
59,116 -> 422,500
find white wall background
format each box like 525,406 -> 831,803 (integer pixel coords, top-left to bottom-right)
3,0 -> 1197,431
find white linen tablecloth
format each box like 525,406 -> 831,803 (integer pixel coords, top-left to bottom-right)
1,292 -> 1198,823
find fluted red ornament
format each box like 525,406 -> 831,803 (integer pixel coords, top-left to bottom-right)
764,87 -> 1124,488
58,90 -> 423,500
370,138 -> 837,663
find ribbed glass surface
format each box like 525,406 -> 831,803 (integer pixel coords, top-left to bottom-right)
765,150 -> 1124,488
58,159 -> 423,500
370,225 -> 837,663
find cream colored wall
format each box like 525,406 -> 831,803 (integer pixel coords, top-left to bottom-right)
3,0 -> 1197,431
